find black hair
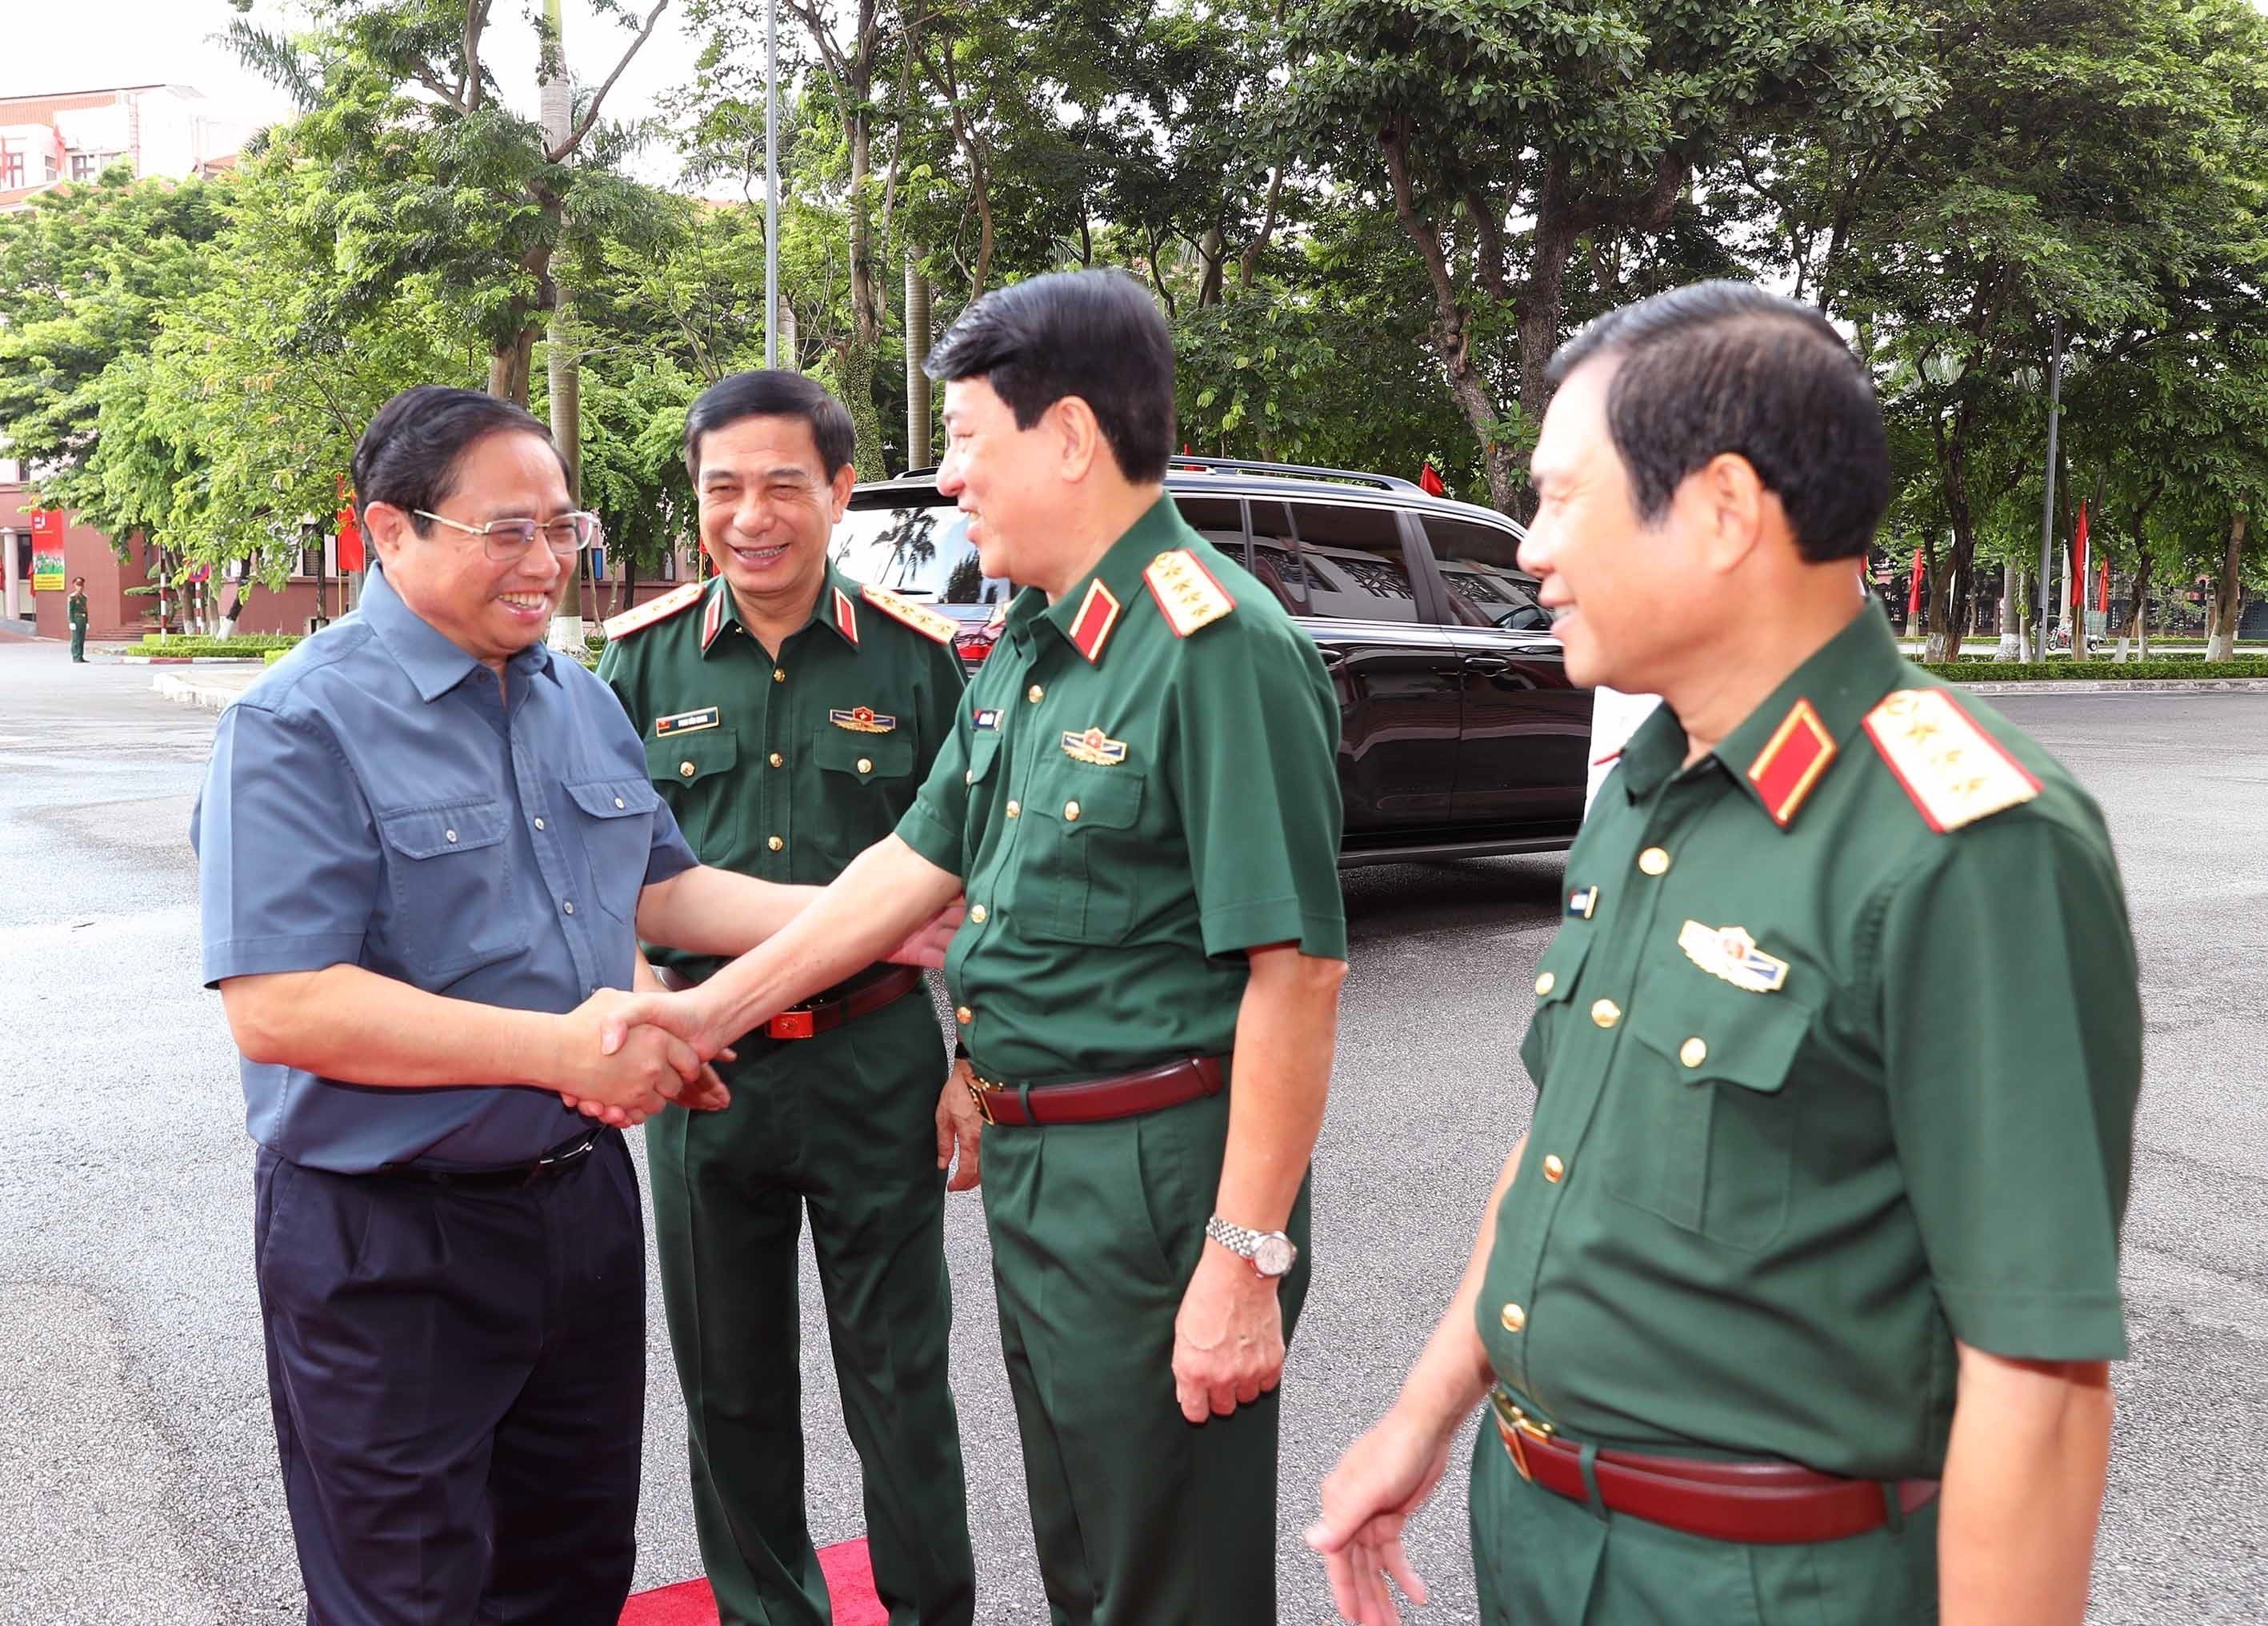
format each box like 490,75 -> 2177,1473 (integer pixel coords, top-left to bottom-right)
923,270 -> 1174,485
1546,281 -> 1890,562
350,386 -> 566,533
682,369 -> 856,479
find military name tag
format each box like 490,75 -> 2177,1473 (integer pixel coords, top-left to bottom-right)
1678,920 -> 1790,994
655,706 -> 720,737
1062,726 -> 1129,765
972,707 -> 1002,731
830,706 -> 898,734
1566,885 -> 1598,919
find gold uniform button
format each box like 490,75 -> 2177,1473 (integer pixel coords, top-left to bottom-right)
769,752 -> 784,768
679,761 -> 696,778
955,1006 -> 972,1025
970,904 -> 989,925
1542,1154 -> 1566,1184
774,667 -> 787,682
1534,971 -> 1555,997
1006,800 -> 1021,818
1027,684 -> 1045,703
767,835 -> 784,852
1063,801 -> 1082,821
1591,998 -> 1622,1029
1681,1037 -> 1708,1069
1638,846 -> 1671,877
1500,1302 -> 1526,1333
857,757 -> 873,774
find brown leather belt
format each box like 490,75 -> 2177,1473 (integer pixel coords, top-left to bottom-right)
967,1055 -> 1225,1128
650,964 -> 922,1040
1490,1389 -> 1938,1546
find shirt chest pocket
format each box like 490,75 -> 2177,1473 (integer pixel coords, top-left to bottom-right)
1519,929 -> 1592,1087
1015,763 -> 1146,945
565,777 -> 661,923
1598,988 -> 1810,1252
375,798 -> 527,978
812,728 -> 915,787
648,732 -> 739,858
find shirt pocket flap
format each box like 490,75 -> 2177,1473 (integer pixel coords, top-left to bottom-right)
1531,929 -> 1591,1008
566,777 -> 662,820
1630,993 -> 1806,1094
813,729 -> 915,780
647,732 -> 738,787
967,729 -> 1002,785
1033,766 -> 1143,830
376,799 -> 510,861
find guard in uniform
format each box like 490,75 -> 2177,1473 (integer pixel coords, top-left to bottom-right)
598,370 -> 976,1626
1311,284 -> 2142,1626
599,273 -> 1350,1626
67,576 -> 88,661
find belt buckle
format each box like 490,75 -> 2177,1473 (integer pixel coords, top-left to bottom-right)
967,1075 -> 997,1125
1490,1391 -> 1554,1484
768,1006 -> 817,1041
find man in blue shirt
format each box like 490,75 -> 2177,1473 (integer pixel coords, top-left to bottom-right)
194,387 -> 946,1626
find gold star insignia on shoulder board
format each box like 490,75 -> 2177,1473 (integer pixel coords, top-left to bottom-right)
1862,688 -> 2040,832
602,579 -> 704,641
1142,549 -> 1235,637
860,584 -> 958,645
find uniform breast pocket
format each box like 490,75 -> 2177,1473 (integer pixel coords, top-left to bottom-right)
375,798 -> 527,977
565,777 -> 662,923
1018,764 -> 1146,945
1520,928 -> 1593,1086
812,728 -> 915,789
1601,990 -> 1810,1251
647,732 -> 739,857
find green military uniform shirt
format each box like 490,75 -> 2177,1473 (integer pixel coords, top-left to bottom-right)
67,591 -> 89,626
1479,602 -> 2141,1482
598,565 -> 966,982
893,494 -> 1348,1081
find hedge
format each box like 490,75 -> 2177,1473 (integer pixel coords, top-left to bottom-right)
129,633 -> 299,657
1922,658 -> 2268,683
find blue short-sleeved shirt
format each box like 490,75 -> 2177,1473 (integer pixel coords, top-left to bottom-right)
191,565 -> 698,1173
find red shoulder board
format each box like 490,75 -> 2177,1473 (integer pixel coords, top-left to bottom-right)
1862,689 -> 2040,832
603,579 -> 705,642
860,584 -> 957,645
1744,697 -> 1838,828
1142,548 -> 1235,637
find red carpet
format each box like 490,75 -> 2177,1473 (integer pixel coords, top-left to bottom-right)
620,1539 -> 886,1626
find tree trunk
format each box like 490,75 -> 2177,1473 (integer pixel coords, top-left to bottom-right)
1380,125 -> 1518,514
1996,560 -> 2021,661
906,251 -> 931,470
539,0 -> 583,649
778,296 -> 798,371
1925,414 -> 1977,664
489,328 -> 537,406
2206,511 -> 2246,661
1517,168 -> 1581,435
1197,226 -> 1226,307
843,92 -> 886,477
840,327 -> 886,485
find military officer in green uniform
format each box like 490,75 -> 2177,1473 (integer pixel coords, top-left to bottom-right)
597,370 -> 978,1626
599,271 -> 1350,1625
67,576 -> 89,661
1310,282 -> 2142,1626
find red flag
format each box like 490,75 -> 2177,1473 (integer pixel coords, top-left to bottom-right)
336,505 -> 365,573
1906,549 -> 1925,621
2072,501 -> 2089,624
1418,462 -> 1446,497
2098,558 -> 2110,613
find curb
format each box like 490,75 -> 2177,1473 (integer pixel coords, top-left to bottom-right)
1955,677 -> 2268,696
118,653 -> 270,665
151,673 -> 254,713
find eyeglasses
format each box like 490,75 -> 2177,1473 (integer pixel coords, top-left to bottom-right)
414,509 -> 604,561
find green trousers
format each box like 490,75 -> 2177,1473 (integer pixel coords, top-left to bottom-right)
1466,1416 -> 1939,1624
648,992 -> 974,1626
70,623 -> 86,661
980,1085 -> 1313,1626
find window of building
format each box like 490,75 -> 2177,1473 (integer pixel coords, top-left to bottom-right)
0,148 -> 24,189
70,153 -> 106,182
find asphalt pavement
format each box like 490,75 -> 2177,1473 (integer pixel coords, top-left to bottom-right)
1,638 -> 2262,1624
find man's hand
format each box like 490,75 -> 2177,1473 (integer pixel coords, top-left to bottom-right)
936,1060 -> 983,1192
1306,1408 -> 1451,1624
555,990 -> 726,1125
594,984 -> 735,1065
887,901 -> 966,969
1172,1240 -> 1285,1423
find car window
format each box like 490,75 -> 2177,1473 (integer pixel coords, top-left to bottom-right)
830,497 -> 1013,604
1422,513 -> 1551,632
1173,494 -> 1246,564
1262,500 -> 1422,623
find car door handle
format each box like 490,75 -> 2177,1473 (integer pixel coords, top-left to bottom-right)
1462,656 -> 1512,675
1317,647 -> 1348,669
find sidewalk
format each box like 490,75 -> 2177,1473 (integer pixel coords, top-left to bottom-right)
148,662 -> 266,713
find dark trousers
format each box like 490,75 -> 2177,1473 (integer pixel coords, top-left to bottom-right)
650,993 -> 973,1626
253,1134 -> 646,1626
70,623 -> 85,661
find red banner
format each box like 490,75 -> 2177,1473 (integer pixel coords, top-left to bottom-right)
1418,462 -> 1446,497
2072,501 -> 2090,625
1906,549 -> 1925,621
335,505 -> 365,573
2098,558 -> 2110,613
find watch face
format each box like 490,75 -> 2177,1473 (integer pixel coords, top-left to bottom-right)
1254,1233 -> 1297,1277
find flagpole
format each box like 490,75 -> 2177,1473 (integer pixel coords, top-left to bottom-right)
764,0 -> 779,370
2037,315 -> 2064,660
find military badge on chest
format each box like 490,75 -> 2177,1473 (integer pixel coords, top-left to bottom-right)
1061,726 -> 1130,766
1678,920 -> 1791,994
830,705 -> 898,734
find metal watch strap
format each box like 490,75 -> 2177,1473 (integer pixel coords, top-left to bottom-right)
1205,1214 -> 1296,1276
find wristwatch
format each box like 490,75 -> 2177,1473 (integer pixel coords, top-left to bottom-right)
1205,1215 -> 1298,1280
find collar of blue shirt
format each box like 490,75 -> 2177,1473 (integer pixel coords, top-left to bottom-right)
362,563 -> 560,703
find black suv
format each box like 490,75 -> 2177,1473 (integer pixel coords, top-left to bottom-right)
829,457 -> 1591,865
